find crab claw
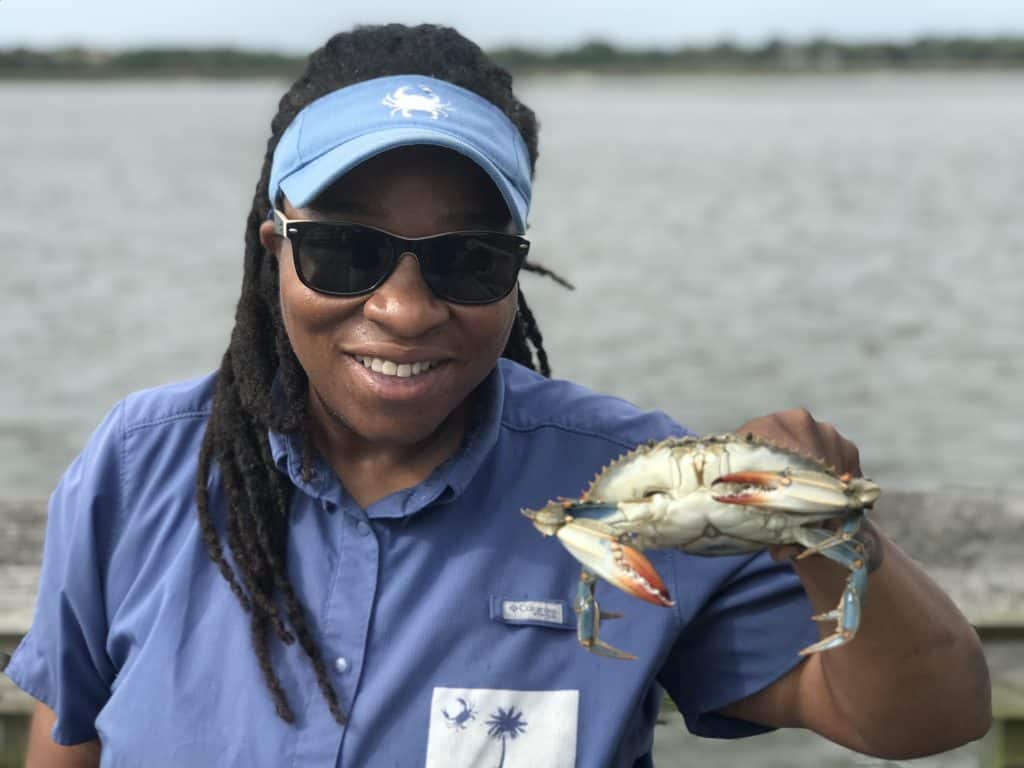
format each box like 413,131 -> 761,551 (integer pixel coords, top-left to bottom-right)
712,470 -> 879,514
555,519 -> 673,607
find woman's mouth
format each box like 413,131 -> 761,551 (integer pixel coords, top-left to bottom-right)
352,354 -> 441,378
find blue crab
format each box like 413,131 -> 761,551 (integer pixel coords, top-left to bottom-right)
522,433 -> 881,660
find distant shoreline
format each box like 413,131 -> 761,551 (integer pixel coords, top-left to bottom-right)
3,37 -> 1024,79
4,69 -> 1023,85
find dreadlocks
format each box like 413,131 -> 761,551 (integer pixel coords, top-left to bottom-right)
195,24 -> 563,725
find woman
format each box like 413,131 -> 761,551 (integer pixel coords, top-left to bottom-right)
9,23 -> 990,768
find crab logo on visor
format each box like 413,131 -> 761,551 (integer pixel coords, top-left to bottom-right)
382,85 -> 453,119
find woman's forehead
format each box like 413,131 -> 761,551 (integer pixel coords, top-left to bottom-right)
334,145 -> 495,184
305,145 -> 511,223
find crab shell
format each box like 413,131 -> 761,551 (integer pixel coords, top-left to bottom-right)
576,433 -> 879,555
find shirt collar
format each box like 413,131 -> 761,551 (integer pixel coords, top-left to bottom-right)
266,363 -> 506,514
437,361 -> 505,499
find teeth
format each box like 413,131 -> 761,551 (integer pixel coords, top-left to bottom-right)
355,355 -> 437,378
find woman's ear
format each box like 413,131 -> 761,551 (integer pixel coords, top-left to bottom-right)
258,219 -> 280,260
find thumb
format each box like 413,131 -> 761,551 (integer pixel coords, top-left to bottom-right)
769,544 -> 803,562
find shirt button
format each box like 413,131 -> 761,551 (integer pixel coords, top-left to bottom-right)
356,521 -> 371,537
334,656 -> 349,674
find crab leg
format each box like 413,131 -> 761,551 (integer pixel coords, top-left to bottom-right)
794,511 -> 864,560
574,570 -> 635,660
712,470 -> 879,513
792,513 -> 869,655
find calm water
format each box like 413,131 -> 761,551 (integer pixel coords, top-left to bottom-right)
1,74 -> 1022,496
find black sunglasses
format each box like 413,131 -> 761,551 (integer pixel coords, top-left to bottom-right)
272,210 -> 530,305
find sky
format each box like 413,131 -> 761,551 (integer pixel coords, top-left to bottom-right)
3,0 -> 1024,51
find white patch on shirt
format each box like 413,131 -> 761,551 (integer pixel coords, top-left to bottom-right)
425,687 -> 578,768
502,599 -> 564,625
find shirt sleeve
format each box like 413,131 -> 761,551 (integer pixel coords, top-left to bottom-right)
658,551 -> 820,739
3,402 -> 124,745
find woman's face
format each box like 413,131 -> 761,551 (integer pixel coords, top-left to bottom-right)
259,146 -> 519,451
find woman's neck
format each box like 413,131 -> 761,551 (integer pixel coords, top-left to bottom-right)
307,389 -> 474,510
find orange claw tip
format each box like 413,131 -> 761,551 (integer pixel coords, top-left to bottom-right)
711,492 -> 771,506
712,470 -> 786,487
616,544 -> 673,607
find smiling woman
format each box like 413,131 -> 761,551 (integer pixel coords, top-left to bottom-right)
264,147 -> 525,505
190,30 -> 558,732
4,21 -> 990,768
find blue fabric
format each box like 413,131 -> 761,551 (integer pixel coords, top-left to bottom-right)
5,359 -> 818,767
268,76 -> 532,232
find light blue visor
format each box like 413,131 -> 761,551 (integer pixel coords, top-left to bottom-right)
268,75 -> 532,232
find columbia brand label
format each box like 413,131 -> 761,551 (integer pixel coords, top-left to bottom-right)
424,687 -> 578,768
502,599 -> 563,625
488,596 -> 572,629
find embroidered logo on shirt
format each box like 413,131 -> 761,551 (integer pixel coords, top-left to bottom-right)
382,85 -> 452,119
425,687 -> 577,768
501,599 -> 564,625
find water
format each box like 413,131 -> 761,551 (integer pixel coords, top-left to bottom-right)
0,74 -> 1014,768
1,74 -> 1022,496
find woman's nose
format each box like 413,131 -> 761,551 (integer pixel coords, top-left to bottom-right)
362,252 -> 449,336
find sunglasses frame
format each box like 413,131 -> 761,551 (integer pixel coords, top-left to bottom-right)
272,209 -> 530,305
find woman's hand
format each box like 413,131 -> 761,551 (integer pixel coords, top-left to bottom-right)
723,409 -> 991,757
733,408 -> 864,561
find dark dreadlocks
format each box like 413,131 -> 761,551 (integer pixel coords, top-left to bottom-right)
195,24 -> 565,725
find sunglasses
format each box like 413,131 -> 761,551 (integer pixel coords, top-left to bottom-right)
272,210 -> 530,305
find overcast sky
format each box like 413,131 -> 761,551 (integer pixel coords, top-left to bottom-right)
3,0 -> 1024,51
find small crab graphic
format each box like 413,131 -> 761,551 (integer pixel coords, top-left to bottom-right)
382,85 -> 452,119
441,697 -> 476,730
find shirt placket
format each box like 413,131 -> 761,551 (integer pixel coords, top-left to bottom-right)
294,496 -> 379,767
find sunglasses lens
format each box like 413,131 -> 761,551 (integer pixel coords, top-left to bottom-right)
288,219 -> 526,303
297,226 -> 393,295
421,235 -> 524,304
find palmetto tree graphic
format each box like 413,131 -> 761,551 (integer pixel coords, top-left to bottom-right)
485,706 -> 528,768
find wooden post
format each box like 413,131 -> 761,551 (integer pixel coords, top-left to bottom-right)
994,719 -> 1024,768
0,713 -> 28,768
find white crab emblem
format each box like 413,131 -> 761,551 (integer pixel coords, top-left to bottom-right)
381,85 -> 452,119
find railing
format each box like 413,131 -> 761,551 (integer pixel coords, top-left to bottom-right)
2,491 -> 1022,767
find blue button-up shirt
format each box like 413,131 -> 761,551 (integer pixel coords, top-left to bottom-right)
6,360 -> 817,767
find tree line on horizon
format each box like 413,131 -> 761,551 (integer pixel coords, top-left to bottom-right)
3,37 -> 1024,78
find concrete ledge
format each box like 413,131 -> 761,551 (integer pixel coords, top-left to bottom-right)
2,490 -> 1022,719
0,499 -> 46,636
872,489 -> 1024,629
